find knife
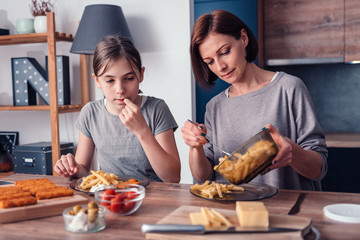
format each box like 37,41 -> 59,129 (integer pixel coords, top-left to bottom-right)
141,224 -> 301,234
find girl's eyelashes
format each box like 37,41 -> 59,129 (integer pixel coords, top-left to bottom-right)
103,75 -> 135,83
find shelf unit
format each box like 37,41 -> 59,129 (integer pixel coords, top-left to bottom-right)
0,12 -> 89,173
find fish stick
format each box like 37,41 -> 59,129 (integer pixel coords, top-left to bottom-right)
21,183 -> 56,192
27,185 -> 62,195
0,192 -> 32,201
15,178 -> 54,188
0,186 -> 24,196
36,188 -> 73,200
0,196 -> 37,208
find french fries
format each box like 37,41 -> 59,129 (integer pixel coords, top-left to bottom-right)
214,140 -> 277,184
191,180 -> 244,199
79,170 -> 120,191
189,207 -> 232,229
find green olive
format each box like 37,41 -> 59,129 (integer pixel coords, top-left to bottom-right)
88,201 -> 99,210
67,210 -> 75,216
87,208 -> 98,223
73,205 -> 82,215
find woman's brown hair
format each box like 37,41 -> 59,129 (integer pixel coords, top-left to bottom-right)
191,10 -> 258,89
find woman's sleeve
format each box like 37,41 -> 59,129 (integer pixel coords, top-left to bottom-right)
294,80 -> 328,181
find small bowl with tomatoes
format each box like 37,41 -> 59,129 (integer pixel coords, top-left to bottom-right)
94,184 -> 145,216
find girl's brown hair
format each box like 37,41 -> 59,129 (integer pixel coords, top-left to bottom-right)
190,10 -> 258,89
93,36 -> 142,78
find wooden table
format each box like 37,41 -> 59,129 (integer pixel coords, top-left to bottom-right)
1,174 -> 359,240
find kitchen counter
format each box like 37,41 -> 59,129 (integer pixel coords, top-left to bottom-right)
1,173 -> 359,239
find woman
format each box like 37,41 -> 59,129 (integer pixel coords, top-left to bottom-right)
182,10 -> 327,190
54,36 -> 181,183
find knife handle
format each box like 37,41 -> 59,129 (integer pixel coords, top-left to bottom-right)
141,224 -> 205,233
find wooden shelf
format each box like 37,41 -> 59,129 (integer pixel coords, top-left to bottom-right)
0,171 -> 14,179
0,32 -> 73,45
325,132 -> 360,148
0,12 -> 89,174
0,104 -> 84,113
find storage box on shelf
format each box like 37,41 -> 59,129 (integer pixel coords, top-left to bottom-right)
13,142 -> 74,175
0,12 -> 89,173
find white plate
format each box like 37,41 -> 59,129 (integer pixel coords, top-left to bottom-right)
323,204 -> 360,223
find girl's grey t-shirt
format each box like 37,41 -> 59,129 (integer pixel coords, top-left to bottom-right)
75,96 -> 178,182
203,72 -> 328,190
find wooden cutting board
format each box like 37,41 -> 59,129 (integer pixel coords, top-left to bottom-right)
0,190 -> 88,224
145,205 -> 312,240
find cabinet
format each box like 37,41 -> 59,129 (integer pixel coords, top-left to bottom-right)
0,12 -> 89,173
344,0 -> 360,62
261,0 -> 360,65
259,0 -> 360,148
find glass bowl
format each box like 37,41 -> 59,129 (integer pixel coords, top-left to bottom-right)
62,204 -> 106,233
94,183 -> 145,216
214,128 -> 278,185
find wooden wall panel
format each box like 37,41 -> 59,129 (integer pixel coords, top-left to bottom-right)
264,0 -> 344,60
345,0 -> 360,62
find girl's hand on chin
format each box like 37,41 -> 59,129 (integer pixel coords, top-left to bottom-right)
119,98 -> 148,135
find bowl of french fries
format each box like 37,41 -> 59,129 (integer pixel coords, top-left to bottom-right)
71,170 -> 144,194
77,170 -> 122,192
94,184 -> 145,216
214,128 -> 278,185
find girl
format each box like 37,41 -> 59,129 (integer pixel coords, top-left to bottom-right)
54,36 -> 181,183
181,10 -> 328,190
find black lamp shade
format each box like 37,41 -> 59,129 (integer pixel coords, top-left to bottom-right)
70,4 -> 132,55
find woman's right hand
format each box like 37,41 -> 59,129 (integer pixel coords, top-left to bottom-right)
53,153 -> 79,177
181,120 -> 208,148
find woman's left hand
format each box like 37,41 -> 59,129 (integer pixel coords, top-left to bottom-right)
262,124 -> 293,174
119,98 -> 148,136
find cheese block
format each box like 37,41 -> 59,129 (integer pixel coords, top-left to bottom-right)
236,201 -> 269,227
190,212 -> 208,226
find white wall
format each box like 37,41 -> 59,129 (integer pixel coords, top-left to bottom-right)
0,0 -> 195,183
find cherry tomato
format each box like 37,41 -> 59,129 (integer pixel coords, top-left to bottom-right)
100,188 -> 116,205
123,201 -> 135,213
116,193 -> 126,201
104,188 -> 116,196
126,191 -> 138,200
110,198 -> 123,213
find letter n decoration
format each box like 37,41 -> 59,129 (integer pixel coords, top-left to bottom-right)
11,56 -> 70,106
